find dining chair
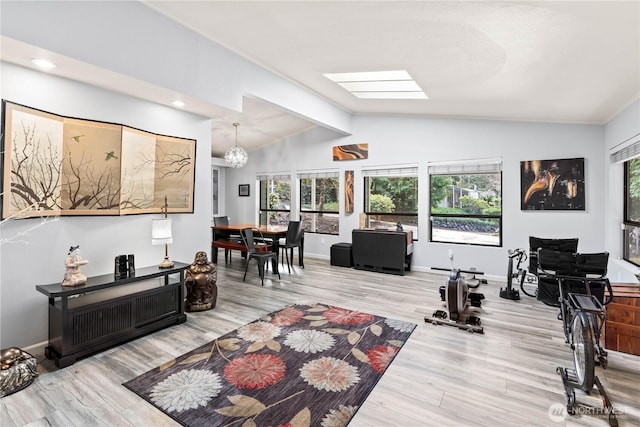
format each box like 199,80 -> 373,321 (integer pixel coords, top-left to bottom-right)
213,216 -> 241,263
240,227 -> 280,286
279,221 -> 304,273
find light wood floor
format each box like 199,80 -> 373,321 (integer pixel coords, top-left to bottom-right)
2,257 -> 639,426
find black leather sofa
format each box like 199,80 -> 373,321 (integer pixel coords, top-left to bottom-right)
351,229 -> 413,275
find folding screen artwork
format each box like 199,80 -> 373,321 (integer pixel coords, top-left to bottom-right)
1,101 -> 196,219
345,170 -> 354,213
520,157 -> 585,210
333,143 -> 368,161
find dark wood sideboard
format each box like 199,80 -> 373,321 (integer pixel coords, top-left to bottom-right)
605,283 -> 640,356
36,262 -> 189,368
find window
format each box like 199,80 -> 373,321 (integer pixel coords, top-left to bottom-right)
258,174 -> 291,226
299,171 -> 339,235
623,157 -> 640,266
429,160 -> 502,246
211,167 -> 219,218
363,167 -> 418,238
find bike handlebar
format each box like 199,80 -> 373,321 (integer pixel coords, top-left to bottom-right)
508,248 -> 527,259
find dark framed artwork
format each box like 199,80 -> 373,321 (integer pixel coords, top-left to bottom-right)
238,184 -> 250,197
1,100 -> 196,219
520,157 -> 585,211
345,170 -> 354,213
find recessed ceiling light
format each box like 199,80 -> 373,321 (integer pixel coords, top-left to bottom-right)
171,100 -> 185,108
31,58 -> 56,69
324,70 -> 428,100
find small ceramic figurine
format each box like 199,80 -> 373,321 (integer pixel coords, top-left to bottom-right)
62,245 -> 89,287
185,251 -> 217,312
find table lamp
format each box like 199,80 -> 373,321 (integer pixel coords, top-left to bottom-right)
152,196 -> 174,268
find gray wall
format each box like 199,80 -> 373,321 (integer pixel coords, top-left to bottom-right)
223,115 -> 608,277
0,0 -> 351,135
0,0 -> 349,352
0,63 -> 212,349
1,1 -> 639,352
604,101 -> 640,279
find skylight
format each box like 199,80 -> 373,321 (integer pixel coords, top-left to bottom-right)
324,70 -> 428,100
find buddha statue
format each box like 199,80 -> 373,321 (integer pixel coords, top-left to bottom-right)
185,251 -> 217,312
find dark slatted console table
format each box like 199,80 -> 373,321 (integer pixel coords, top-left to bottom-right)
36,262 -> 189,368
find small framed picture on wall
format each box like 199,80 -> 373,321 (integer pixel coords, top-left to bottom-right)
238,184 -> 250,197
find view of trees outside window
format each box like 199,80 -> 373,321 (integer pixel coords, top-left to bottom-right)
364,175 -> 418,238
259,177 -> 291,226
623,157 -> 640,265
300,176 -> 339,235
430,172 -> 502,246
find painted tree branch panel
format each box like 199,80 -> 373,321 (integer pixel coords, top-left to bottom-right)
1,101 -> 196,219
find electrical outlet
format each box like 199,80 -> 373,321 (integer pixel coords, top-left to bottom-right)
321,238 -> 325,244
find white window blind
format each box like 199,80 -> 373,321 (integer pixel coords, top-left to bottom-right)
362,166 -> 418,177
297,170 -> 339,179
428,158 -> 502,175
256,172 -> 291,180
610,136 -> 640,164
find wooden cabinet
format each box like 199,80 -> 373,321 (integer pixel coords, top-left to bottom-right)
36,263 -> 189,368
605,283 -> 640,356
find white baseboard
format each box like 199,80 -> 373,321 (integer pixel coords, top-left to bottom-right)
22,341 -> 48,357
306,253 -> 505,282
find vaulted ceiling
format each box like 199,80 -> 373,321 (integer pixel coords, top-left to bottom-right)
3,1 -> 639,157
148,1 -> 640,155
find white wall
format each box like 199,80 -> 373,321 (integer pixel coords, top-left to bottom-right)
0,62 -> 212,349
0,0 -> 352,136
0,0 -> 352,351
604,100 -> 640,281
224,115 -> 606,278
1,0 -> 637,351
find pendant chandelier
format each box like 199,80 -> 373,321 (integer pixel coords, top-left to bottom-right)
224,122 -> 248,168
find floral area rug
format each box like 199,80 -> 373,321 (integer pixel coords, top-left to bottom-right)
123,303 -> 416,427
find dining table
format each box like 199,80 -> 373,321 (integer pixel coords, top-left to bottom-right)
211,223 -> 304,274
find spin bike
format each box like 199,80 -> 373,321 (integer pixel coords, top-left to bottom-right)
502,238 -> 580,302
537,250 -> 617,425
500,248 -> 537,300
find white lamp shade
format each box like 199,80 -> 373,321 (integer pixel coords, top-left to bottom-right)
152,219 -> 173,245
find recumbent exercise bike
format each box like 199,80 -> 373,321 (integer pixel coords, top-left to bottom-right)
537,249 -> 617,425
